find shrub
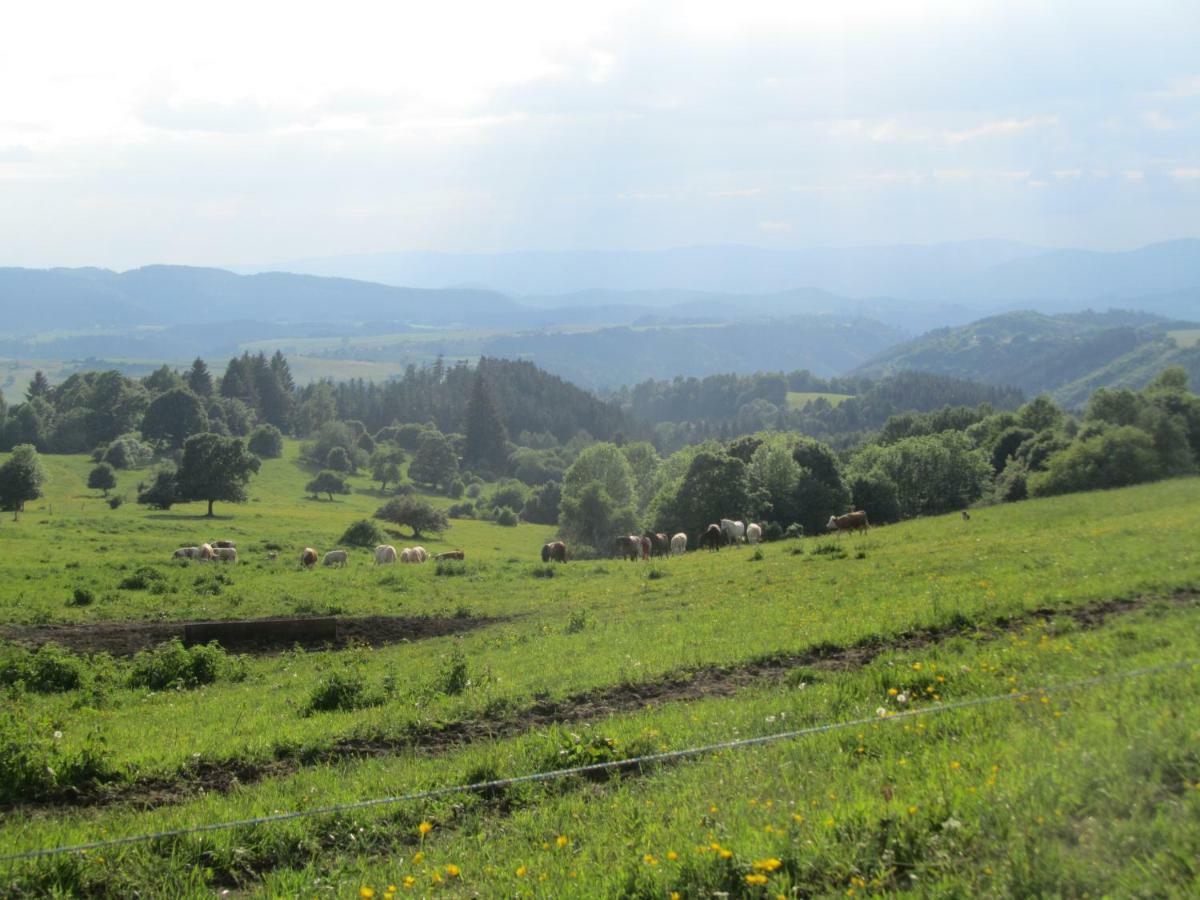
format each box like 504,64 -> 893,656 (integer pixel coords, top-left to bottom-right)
447,479 -> 465,499
784,523 -> 805,540
103,434 -> 154,469
448,501 -> 476,519
436,649 -> 470,696
118,566 -> 165,591
306,470 -> 350,501
466,483 -> 483,498
136,466 -> 178,510
0,642 -> 86,693
87,463 -> 117,496
305,668 -> 381,714
247,424 -> 284,458
435,560 -> 468,577
0,713 -> 119,804
339,518 -> 385,547
68,587 -> 95,607
128,640 -> 238,690
762,521 -> 783,542
107,495 -> 124,510
495,506 -> 519,527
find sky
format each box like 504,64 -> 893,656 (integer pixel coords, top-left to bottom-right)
1,0 -> 1198,269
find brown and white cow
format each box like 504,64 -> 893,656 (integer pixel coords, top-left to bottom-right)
826,510 -> 870,533
541,541 -> 567,563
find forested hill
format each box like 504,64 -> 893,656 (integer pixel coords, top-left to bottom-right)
320,357 -> 632,443
0,265 -> 519,330
855,310 -> 1200,408
483,316 -> 905,390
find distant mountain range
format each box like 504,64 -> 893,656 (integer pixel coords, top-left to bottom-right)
253,239 -> 1200,319
854,310 -> 1200,408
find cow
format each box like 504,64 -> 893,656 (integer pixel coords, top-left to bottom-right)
826,510 -> 870,534
670,532 -> 687,555
211,540 -> 236,549
961,510 -> 971,522
400,548 -> 414,563
198,543 -> 215,561
721,519 -> 746,546
374,544 -> 398,565
614,535 -> 641,561
542,541 -> 567,563
300,547 -> 319,567
323,549 -> 349,567
213,546 -> 238,563
700,524 -> 723,551
435,550 -> 466,561
411,546 -> 429,563
173,546 -> 200,559
640,536 -> 652,560
746,523 -> 763,544
644,532 -> 670,558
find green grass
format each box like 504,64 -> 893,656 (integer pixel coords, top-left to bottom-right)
786,390 -> 852,410
1,445 -> 1199,895
1169,329 -> 1200,349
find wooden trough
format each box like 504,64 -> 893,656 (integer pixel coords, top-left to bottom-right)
182,616 -> 338,650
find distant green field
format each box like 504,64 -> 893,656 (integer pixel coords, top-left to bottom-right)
1,446 -> 1198,896
785,390 -> 853,410
1169,329 -> 1200,349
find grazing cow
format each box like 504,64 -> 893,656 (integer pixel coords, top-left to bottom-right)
374,544 -> 398,565
720,519 -> 746,546
198,543 -> 215,561
640,536 -> 652,560
670,532 -> 687,555
826,510 -> 870,534
323,549 -> 349,567
542,540 -> 567,563
411,546 -> 429,563
300,547 -> 319,567
435,550 -> 466,561
644,532 -> 670,558
746,523 -> 763,544
700,524 -> 723,551
266,551 -> 278,561
400,548 -> 414,563
173,546 -> 200,559
961,510 -> 971,521
614,535 -> 641,561
211,540 -> 236,549
213,546 -> 238,563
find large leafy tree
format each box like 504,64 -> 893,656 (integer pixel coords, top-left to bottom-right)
409,429 -> 459,491
374,495 -> 449,538
175,433 -> 261,517
306,470 -> 351,501
88,462 -> 117,496
0,444 -> 46,512
559,443 -> 641,548
142,387 -> 209,450
651,449 -> 750,537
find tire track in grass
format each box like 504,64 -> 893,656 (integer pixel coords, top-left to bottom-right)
8,589 -> 1196,813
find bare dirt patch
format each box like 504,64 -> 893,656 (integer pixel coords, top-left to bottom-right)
0,613 -> 503,657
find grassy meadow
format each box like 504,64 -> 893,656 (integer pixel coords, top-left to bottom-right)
1,444 -> 1199,896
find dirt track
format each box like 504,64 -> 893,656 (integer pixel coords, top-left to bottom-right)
0,613 -> 504,657
5,589 -> 1194,814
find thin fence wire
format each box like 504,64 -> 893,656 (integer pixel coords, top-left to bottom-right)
1,657 -> 1195,865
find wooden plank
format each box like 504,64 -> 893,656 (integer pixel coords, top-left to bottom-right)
183,616 -> 338,648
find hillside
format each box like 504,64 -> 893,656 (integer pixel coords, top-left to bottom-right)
855,310 -> 1200,406
483,316 -> 905,390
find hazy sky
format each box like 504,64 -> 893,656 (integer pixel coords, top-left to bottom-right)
2,0 -> 1198,269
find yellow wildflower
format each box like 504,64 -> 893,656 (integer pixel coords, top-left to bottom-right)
887,687 -> 898,696
360,888 -> 375,899
719,849 -> 733,859
402,876 -> 415,890
515,865 -> 527,877
746,873 -> 769,885
667,851 -> 678,861
644,854 -> 659,866
950,760 -> 961,770
557,835 -> 569,848
417,821 -> 433,837
445,864 -> 460,878
671,894 -> 681,900
753,858 -> 783,872
412,852 -> 424,864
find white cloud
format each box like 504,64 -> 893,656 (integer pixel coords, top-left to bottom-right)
1170,168 -> 1200,181
945,115 -> 1059,143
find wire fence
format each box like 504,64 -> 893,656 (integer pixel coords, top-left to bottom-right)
1,657 -> 1196,865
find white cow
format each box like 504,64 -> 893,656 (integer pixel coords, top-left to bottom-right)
173,546 -> 200,560
322,549 -> 348,567
746,523 -> 762,544
670,532 -> 687,555
400,548 -> 414,563
720,518 -> 746,545
410,546 -> 429,563
213,546 -> 238,563
374,544 -> 398,565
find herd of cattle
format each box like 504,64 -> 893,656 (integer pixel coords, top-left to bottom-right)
170,511 -> 871,569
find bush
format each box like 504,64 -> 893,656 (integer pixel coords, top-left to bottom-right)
305,667 -> 381,714
339,518 -> 385,547
494,506 -> 519,527
107,495 -> 124,510
306,470 -> 351,501
103,435 -> 154,469
128,639 -> 239,690
87,463 -> 117,496
448,501 -> 476,519
435,560 -> 469,577
762,521 -> 783,542
447,479 -> 465,499
137,466 -> 179,510
0,712 -> 119,804
0,642 -> 86,693
68,587 -> 95,607
466,483 -> 483,499
325,445 -> 352,473
436,649 -> 470,696
784,523 -> 804,540
118,566 -> 165,591
247,424 -> 284,459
